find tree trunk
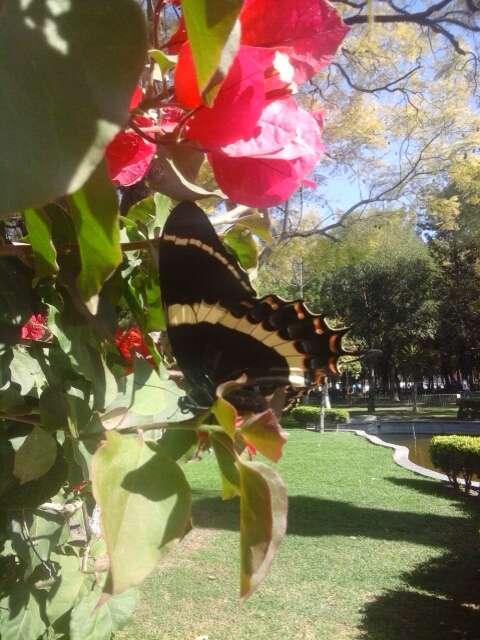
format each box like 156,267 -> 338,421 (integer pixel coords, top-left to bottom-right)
412,379 -> 418,414
368,366 -> 376,414
322,379 -> 331,410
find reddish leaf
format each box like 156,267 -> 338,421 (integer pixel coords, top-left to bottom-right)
239,459 -> 287,598
175,44 -> 265,147
240,0 -> 349,84
240,410 -> 288,463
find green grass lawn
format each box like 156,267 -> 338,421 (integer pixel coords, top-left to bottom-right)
118,432 -> 480,640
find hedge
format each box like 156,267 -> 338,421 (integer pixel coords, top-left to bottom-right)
429,435 -> 480,492
290,406 -> 350,427
457,397 -> 480,420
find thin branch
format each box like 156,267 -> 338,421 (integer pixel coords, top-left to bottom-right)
332,61 -> 422,95
0,238 -> 162,258
284,134 -> 441,241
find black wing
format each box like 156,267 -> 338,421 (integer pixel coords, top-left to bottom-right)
159,202 -> 348,407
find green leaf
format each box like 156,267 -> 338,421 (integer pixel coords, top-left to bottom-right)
47,554 -> 93,625
151,145 -> 225,201
125,192 -> 172,237
156,429 -> 198,462
70,587 -> 139,640
211,432 -> 240,500
0,584 -> 46,640
240,410 -> 288,463
181,0 -> 243,105
91,432 -> 191,594
13,427 -> 57,484
236,213 -> 273,244
223,225 -> 258,270
0,443 -> 68,510
23,208 -> 59,280
0,439 -> 14,498
212,396 -> 236,439
149,49 -> 177,73
20,510 -> 67,576
0,0 -> 147,216
9,346 -> 46,395
130,359 -> 184,419
67,163 -> 122,310
239,460 -> 287,598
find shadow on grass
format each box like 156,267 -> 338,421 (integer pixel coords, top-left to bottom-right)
192,484 -> 480,640
358,476 -> 480,639
192,493 -> 473,548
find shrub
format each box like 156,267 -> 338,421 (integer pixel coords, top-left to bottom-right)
457,398 -> 480,420
430,435 -> 480,492
280,415 -> 302,429
290,406 -> 350,426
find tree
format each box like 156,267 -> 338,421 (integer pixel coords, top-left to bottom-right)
259,213 -> 438,401
266,1 -> 480,243
423,157 -> 480,388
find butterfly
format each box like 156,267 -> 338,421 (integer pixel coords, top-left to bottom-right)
159,201 -> 348,413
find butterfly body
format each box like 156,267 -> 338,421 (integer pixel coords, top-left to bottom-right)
159,202 -> 347,410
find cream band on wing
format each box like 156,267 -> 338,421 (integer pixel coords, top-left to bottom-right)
167,302 -> 309,385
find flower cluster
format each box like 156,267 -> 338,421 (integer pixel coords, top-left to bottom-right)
20,313 -> 48,341
105,0 -> 348,207
115,326 -> 151,365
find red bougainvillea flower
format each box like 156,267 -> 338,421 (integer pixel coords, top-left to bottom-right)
115,327 -> 151,364
105,87 -> 156,187
21,314 -> 47,341
208,97 -> 324,207
158,105 -> 184,134
175,44 -> 266,148
240,0 -> 349,84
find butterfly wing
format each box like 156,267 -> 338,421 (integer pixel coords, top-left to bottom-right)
159,202 -> 348,408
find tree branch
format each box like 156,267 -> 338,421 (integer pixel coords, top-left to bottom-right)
332,61 -> 422,95
282,134 -> 441,241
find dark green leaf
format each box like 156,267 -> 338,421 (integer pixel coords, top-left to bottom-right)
0,444 -> 68,510
23,208 -> 59,280
181,0 -> 242,104
155,429 -> 198,462
239,459 -> 287,598
0,0 -> 147,216
92,432 -> 191,594
13,427 -> 57,484
67,163 -> 122,311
